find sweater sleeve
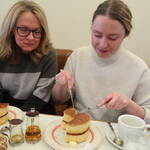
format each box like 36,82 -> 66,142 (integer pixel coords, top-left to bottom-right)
0,84 -> 3,100
21,95 -> 47,112
0,84 -> 10,102
132,68 -> 150,123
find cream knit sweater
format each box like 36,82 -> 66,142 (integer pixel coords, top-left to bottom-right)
65,45 -> 150,123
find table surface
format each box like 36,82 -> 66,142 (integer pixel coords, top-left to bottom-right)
7,114 -> 119,150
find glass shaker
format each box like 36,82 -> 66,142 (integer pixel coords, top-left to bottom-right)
9,119 -> 24,146
25,108 -> 41,143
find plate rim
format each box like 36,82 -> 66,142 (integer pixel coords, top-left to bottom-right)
8,105 -> 23,120
0,106 -> 23,128
105,128 -> 123,150
43,119 -> 103,150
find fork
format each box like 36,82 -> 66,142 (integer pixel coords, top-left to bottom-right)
68,88 -> 75,108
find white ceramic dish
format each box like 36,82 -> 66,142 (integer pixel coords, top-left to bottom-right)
0,106 -> 23,128
44,119 -> 103,150
105,128 -> 123,150
8,106 -> 23,120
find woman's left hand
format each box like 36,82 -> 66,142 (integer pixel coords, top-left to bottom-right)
97,92 -> 132,110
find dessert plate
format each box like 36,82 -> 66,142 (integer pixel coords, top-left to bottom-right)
44,119 -> 103,150
8,106 -> 23,120
0,106 -> 23,128
105,128 -> 123,150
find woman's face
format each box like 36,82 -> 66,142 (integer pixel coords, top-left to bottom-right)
91,15 -> 125,58
14,11 -> 42,53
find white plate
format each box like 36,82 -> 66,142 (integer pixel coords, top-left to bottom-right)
8,106 -> 23,120
43,119 -> 103,150
0,106 -> 23,128
105,128 -> 123,150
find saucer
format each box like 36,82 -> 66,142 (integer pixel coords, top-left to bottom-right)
105,128 -> 123,150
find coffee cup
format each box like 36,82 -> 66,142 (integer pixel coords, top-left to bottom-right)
117,114 -> 148,140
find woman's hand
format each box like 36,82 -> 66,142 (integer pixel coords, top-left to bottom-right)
97,92 -> 145,119
55,70 -> 74,88
97,92 -> 131,110
52,70 -> 74,102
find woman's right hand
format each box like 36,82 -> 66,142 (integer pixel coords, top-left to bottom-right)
55,70 -> 74,88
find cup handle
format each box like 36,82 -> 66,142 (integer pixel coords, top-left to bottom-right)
145,124 -> 150,132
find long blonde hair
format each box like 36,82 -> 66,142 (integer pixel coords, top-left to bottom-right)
0,0 -> 52,63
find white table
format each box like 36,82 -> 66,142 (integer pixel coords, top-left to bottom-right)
8,114 -> 119,150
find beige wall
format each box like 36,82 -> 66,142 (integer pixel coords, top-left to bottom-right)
0,0 -> 150,65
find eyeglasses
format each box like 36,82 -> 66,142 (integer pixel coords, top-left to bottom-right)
15,26 -> 42,38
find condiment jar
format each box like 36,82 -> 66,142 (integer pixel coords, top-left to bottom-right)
25,108 -> 41,143
9,119 -> 24,146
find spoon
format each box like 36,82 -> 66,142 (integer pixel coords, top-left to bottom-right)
0,126 -> 10,133
107,122 -> 123,147
0,126 -> 10,138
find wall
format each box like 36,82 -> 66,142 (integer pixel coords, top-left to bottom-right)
0,0 -> 150,65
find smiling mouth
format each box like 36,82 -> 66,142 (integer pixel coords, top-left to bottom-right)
98,49 -> 109,53
24,43 -> 34,46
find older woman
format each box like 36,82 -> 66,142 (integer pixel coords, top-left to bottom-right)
52,0 -> 150,123
0,1 -> 57,114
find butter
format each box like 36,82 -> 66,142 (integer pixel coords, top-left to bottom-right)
69,141 -> 77,147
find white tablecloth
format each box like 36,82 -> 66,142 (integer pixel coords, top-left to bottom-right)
8,114 -> 119,150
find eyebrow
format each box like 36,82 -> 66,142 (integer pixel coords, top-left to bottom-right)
17,26 -> 41,30
93,30 -> 121,36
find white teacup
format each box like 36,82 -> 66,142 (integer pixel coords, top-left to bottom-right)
118,114 -> 146,140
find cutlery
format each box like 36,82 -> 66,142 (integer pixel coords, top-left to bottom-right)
107,122 -> 123,147
0,126 -> 10,138
49,146 -> 55,150
68,88 -> 75,108
79,106 -> 105,113
0,126 -> 10,133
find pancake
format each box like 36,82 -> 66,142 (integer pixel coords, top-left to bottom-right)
61,108 -> 77,129
62,108 -> 91,143
65,130 -> 89,143
65,113 -> 91,134
0,103 -> 9,125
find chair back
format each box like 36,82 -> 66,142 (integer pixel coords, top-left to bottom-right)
55,48 -> 73,115
56,49 -> 72,72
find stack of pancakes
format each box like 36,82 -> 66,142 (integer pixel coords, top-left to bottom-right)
61,108 -> 91,143
0,103 -> 9,125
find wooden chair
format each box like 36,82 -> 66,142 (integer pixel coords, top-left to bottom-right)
56,49 -> 73,72
55,49 -> 73,115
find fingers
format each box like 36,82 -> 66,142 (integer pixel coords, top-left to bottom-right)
56,70 -> 74,88
55,71 -> 67,85
97,93 -> 130,110
97,94 -> 112,107
103,93 -> 123,109
62,70 -> 74,88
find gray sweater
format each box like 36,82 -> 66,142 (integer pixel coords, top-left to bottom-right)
65,45 -> 150,123
0,48 -> 57,113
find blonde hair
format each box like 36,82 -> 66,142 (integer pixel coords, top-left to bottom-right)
92,0 -> 132,37
0,0 -> 52,63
